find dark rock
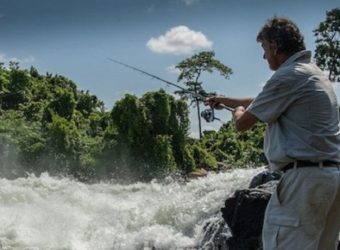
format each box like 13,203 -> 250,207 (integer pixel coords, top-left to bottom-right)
198,180 -> 278,249
226,236 -> 262,250
199,169 -> 340,249
221,185 -> 274,239
248,169 -> 282,188
198,217 -> 231,250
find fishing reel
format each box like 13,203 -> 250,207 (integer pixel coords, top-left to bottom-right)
201,108 -> 221,123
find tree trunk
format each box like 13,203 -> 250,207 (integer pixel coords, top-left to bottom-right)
196,98 -> 202,139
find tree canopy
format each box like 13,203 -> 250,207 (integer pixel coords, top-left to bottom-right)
175,51 -> 233,138
314,8 -> 340,82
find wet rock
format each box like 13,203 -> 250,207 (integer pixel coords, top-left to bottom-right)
187,168 -> 208,179
248,169 -> 282,188
199,169 -> 340,249
198,170 -> 279,250
221,185 -> 274,240
198,217 -> 231,250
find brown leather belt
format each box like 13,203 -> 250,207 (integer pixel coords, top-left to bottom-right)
282,160 -> 340,173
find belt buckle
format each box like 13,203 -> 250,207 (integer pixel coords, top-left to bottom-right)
318,161 -> 324,168
293,160 -> 298,169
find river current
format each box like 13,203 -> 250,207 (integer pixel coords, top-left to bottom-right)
0,168 -> 263,250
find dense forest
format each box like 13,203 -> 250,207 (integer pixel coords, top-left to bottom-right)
0,62 -> 266,182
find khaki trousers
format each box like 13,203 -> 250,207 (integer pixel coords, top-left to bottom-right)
263,166 -> 340,250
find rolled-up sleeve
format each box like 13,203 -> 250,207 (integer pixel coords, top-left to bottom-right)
247,77 -> 298,124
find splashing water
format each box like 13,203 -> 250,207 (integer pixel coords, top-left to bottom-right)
0,168 -> 263,250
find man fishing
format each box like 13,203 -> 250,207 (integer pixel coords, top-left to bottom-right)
205,17 -> 340,250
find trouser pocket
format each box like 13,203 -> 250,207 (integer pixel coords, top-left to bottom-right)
263,181 -> 300,250
265,212 -> 300,249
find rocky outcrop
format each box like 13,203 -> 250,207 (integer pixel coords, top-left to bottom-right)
221,181 -> 277,250
248,170 -> 282,189
199,170 -> 340,250
198,170 -> 281,250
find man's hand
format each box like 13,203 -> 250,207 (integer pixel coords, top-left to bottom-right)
204,96 -> 224,110
232,106 -> 246,120
232,106 -> 258,132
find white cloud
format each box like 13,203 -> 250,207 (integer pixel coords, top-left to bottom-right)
146,25 -> 213,55
166,65 -> 181,75
0,53 -> 35,64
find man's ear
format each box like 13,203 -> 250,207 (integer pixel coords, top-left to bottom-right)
271,42 -> 278,55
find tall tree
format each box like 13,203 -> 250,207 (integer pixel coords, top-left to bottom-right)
107,90 -> 191,180
313,8 -> 340,82
175,51 -> 232,138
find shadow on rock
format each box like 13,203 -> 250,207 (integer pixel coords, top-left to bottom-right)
198,169 -> 281,250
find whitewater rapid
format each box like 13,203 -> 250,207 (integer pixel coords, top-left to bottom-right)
0,168 -> 263,250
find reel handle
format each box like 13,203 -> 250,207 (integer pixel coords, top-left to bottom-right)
219,104 -> 234,112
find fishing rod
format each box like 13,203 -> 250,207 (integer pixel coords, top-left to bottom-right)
107,58 -> 234,123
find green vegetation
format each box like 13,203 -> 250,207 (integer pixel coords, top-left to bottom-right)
200,122 -> 267,168
313,7 -> 340,82
0,61 -> 266,182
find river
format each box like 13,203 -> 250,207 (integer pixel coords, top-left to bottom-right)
0,168 -> 262,250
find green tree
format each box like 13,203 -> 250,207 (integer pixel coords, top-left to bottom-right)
45,114 -> 81,173
141,90 -> 190,173
189,142 -> 218,169
104,90 -> 191,181
44,86 -> 76,121
0,63 -> 109,180
76,90 -> 105,118
175,51 -> 232,138
314,8 -> 340,82
201,121 -> 266,168
0,64 -> 10,110
0,110 -> 46,176
168,97 -> 190,170
2,62 -> 31,110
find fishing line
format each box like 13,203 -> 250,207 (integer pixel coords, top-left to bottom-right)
107,58 -> 234,122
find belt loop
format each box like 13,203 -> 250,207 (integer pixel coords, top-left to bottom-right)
319,161 -> 324,168
293,160 -> 297,169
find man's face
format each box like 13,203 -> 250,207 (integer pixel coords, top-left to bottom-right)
261,39 -> 280,71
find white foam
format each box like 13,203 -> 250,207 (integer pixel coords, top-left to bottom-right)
0,168 -> 263,250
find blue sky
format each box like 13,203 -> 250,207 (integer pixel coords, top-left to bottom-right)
0,0 -> 339,137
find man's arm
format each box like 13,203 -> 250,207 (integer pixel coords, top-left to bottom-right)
205,96 -> 254,110
232,106 -> 258,132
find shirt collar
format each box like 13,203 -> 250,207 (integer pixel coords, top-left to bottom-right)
279,50 -> 311,69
